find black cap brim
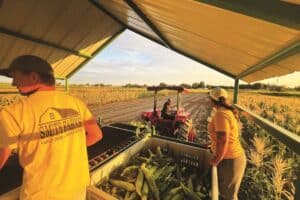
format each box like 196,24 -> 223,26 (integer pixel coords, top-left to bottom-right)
0,69 -> 11,77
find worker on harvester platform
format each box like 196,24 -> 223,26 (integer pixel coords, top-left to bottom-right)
0,55 -> 102,200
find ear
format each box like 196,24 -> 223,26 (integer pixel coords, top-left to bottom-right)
30,72 -> 41,83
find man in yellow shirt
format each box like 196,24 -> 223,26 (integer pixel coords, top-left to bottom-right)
207,87 -> 246,200
0,55 -> 102,200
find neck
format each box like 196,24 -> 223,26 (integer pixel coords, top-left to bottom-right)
37,84 -> 55,91
21,84 -> 55,96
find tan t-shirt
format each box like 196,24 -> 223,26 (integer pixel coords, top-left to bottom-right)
208,107 -> 244,159
0,90 -> 91,200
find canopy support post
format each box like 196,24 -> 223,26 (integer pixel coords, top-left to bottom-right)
65,78 -> 69,93
233,79 -> 239,104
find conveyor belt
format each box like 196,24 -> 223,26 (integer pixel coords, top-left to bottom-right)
0,124 -> 138,195
108,123 -> 138,132
87,125 -> 137,171
0,155 -> 22,195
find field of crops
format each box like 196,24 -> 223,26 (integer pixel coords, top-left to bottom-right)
0,86 -> 299,199
236,93 -> 299,200
0,86 -> 177,109
238,92 -> 300,135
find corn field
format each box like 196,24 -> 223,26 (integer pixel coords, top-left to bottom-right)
238,92 -> 300,135
0,87 -> 299,199
0,86 -> 178,109
236,92 -> 299,200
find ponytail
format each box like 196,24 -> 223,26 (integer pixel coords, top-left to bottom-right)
212,96 -> 239,120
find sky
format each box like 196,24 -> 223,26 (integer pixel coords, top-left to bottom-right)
0,30 -> 299,87
69,30 -> 300,87
69,30 -> 236,87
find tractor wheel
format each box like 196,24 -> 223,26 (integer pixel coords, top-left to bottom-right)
174,123 -> 188,140
174,119 -> 195,142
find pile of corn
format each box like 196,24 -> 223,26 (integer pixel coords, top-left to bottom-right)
97,146 -> 210,200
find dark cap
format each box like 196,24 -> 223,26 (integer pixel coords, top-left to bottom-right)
0,55 -> 54,77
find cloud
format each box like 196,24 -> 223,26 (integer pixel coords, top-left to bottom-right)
68,30 -> 299,87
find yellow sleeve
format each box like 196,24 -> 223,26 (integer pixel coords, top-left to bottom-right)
76,98 -> 93,121
0,109 -> 21,149
207,121 -> 214,134
214,111 -> 230,133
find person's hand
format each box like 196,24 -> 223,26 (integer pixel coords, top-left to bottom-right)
209,156 -> 220,166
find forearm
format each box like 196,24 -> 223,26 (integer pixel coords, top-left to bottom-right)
0,147 -> 11,170
86,130 -> 102,146
84,118 -> 103,146
212,131 -> 228,165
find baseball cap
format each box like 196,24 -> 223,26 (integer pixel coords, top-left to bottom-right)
209,87 -> 228,101
0,55 -> 54,77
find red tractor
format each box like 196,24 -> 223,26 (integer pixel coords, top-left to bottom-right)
141,86 -> 196,142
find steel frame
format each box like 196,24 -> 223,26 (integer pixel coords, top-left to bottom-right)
0,27 -> 92,59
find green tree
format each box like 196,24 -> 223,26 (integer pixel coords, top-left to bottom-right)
159,82 -> 168,87
199,81 -> 205,88
192,82 -> 200,88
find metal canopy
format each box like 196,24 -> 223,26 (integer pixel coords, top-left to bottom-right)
95,0 -> 300,83
0,0 -> 299,82
0,0 -> 123,79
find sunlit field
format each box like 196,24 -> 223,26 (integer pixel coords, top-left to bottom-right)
0,87 -> 298,135
0,86 -> 152,109
238,92 -> 300,135
0,86 -> 298,199
233,92 -> 299,200
0,86 -> 199,109
70,86 -> 151,105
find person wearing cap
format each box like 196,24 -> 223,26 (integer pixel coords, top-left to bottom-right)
161,98 -> 175,120
0,55 -> 102,200
207,87 -> 246,200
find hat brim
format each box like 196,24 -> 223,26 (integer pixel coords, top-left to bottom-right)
0,69 -> 12,77
209,95 -> 219,101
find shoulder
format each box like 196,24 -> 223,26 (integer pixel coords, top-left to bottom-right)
0,101 -> 24,126
54,91 -> 84,103
1,99 -> 24,113
215,108 -> 233,121
65,93 -> 89,109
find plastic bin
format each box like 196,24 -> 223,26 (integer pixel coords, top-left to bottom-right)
87,136 -> 218,200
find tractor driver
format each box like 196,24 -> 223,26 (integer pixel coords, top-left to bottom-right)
161,98 -> 175,120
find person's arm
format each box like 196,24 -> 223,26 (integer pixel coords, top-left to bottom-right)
0,147 -> 11,170
84,118 -> 102,146
210,111 -> 230,166
0,109 -> 19,170
210,131 -> 229,166
166,104 -> 172,114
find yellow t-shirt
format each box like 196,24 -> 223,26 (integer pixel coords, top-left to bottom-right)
0,90 -> 91,200
208,107 -> 244,159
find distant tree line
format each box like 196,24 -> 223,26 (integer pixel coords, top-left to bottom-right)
123,83 -> 147,88
158,82 -> 206,89
57,82 -> 300,91
239,83 -> 288,91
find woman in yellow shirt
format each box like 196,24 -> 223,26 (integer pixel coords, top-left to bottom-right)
207,87 -> 246,200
